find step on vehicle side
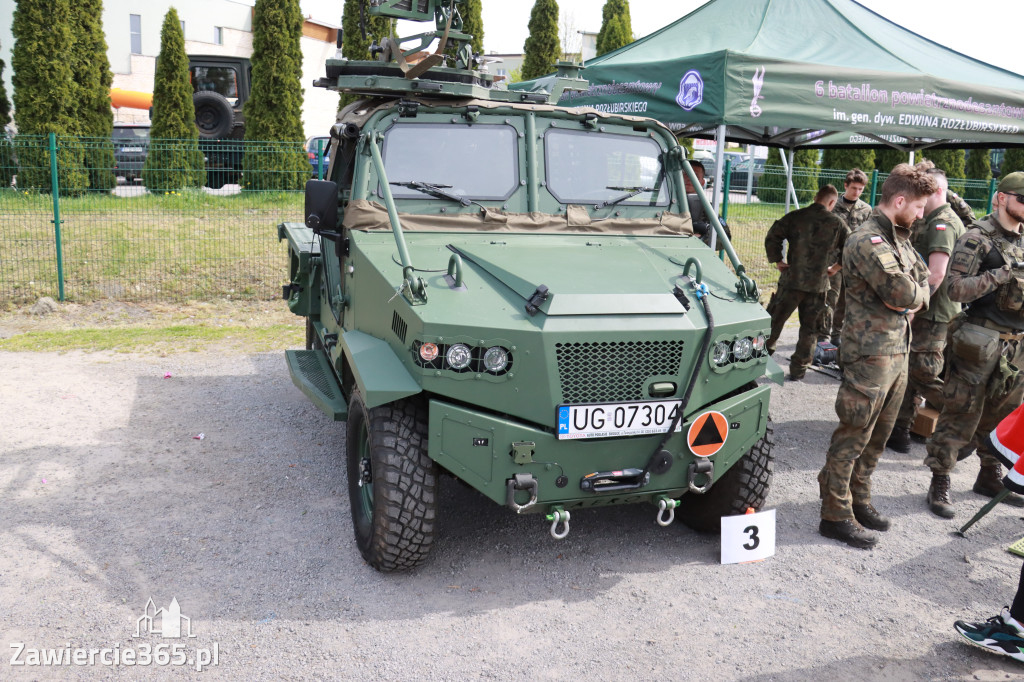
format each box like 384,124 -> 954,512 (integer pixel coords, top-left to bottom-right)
280,0 -> 783,572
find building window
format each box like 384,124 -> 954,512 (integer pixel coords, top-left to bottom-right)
180,20 -> 185,36
130,14 -> 142,54
214,26 -> 223,45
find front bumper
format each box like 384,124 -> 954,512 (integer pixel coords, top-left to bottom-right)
427,382 -> 771,513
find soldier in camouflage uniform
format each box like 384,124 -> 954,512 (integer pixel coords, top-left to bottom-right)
820,169 -> 873,345
819,165 -> 934,549
765,185 -> 847,379
923,172 -> 1024,518
887,168 -> 965,453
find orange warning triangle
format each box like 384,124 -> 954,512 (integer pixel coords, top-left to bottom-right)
688,411 -> 729,457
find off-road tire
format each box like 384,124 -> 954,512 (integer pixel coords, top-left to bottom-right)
193,91 -> 234,139
678,418 -> 774,532
346,390 -> 437,572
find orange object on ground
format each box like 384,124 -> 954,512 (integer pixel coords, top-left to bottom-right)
110,88 -> 154,110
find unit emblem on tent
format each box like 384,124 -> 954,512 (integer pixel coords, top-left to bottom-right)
676,70 -> 704,111
750,66 -> 765,117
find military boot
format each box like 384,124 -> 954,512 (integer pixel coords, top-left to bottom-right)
927,473 -> 955,518
853,503 -> 891,531
973,463 -> 1024,507
886,426 -> 911,454
819,519 -> 878,549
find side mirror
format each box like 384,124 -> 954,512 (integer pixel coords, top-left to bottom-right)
305,179 -> 338,234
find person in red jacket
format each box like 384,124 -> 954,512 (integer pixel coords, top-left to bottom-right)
954,402 -> 1024,661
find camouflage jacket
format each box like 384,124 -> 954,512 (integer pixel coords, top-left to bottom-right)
912,203 -> 965,323
946,190 -> 975,226
841,209 -> 930,356
832,196 -> 872,231
947,214 -> 1024,330
764,202 -> 848,293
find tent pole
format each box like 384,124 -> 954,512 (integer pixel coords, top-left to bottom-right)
746,144 -> 754,201
909,150 -> 916,164
712,124 -> 726,215
787,149 -> 798,208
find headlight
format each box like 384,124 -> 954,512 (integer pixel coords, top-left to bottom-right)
419,342 -> 439,362
483,346 -> 509,373
733,337 -> 753,360
445,343 -> 472,370
751,335 -> 766,356
713,341 -> 731,366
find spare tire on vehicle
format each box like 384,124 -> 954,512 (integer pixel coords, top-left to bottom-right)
193,91 -> 234,139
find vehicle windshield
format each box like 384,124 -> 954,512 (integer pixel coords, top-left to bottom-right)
113,127 -> 149,142
382,123 -> 519,201
545,129 -> 669,207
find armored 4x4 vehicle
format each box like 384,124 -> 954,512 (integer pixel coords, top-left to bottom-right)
280,0 -> 781,572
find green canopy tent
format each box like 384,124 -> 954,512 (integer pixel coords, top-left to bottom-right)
515,0 -> 1024,212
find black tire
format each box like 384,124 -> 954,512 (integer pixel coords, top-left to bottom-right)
678,418 -> 775,532
346,391 -> 437,572
193,91 -> 234,139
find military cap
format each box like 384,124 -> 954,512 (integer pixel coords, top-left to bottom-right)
998,171 -> 1024,195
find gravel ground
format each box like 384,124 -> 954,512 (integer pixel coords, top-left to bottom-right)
3,326 -> 1024,681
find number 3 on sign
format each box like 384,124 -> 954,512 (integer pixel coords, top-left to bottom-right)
720,509 -> 776,564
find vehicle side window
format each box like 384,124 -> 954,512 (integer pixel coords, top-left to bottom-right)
190,66 -> 239,105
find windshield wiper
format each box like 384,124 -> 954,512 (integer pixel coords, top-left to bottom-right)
390,181 -> 470,206
597,186 -> 657,209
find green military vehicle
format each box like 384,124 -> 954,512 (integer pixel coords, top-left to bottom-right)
279,0 -> 781,572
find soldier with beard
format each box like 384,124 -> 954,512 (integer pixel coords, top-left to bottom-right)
818,164 -> 933,549
924,172 -> 1024,517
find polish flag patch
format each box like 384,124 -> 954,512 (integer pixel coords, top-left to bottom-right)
935,223 -> 948,231
870,236 -> 883,244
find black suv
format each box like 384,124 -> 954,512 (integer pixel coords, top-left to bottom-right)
112,124 -> 150,183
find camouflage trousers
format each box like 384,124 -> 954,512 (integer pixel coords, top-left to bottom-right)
894,317 -> 948,431
924,318 -> 1024,474
766,287 -> 826,375
819,353 -> 908,521
818,270 -> 845,341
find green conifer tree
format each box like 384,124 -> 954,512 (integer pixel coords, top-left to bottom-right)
0,39 -> 14,189
874,148 -> 909,174
821,148 -> 875,175
142,8 -> 205,191
460,0 -> 484,56
756,148 -> 818,204
521,0 -> 560,81
242,0 -> 309,191
921,148 -> 966,195
11,0 -> 88,194
964,148 -> 992,207
998,148 -> 1024,177
596,0 -> 632,56
792,148 -> 820,204
339,0 -> 395,110
71,0 -> 116,190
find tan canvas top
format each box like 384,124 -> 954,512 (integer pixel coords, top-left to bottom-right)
341,200 -> 694,236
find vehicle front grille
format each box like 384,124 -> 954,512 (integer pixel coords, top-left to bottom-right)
555,340 -> 686,404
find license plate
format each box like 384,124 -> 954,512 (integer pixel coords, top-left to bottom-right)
120,146 -> 144,153
556,400 -> 682,440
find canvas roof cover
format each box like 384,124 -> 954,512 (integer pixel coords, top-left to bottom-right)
515,0 -> 1024,150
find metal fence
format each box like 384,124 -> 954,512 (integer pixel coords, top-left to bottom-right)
0,135 -> 1000,306
0,133 -> 305,305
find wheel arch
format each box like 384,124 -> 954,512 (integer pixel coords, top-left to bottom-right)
340,329 -> 421,409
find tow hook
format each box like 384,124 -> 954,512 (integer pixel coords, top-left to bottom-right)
655,496 -> 679,527
687,458 -> 714,494
505,473 -> 538,513
546,507 -> 570,539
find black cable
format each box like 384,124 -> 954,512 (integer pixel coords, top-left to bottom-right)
646,283 -> 714,468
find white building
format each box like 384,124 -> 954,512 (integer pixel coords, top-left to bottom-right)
0,0 -> 342,138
